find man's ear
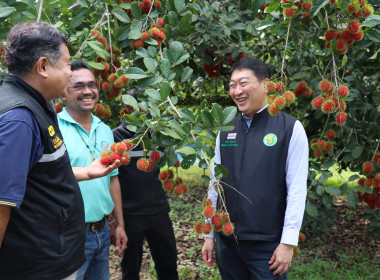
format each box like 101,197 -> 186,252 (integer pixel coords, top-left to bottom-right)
35,57 -> 49,78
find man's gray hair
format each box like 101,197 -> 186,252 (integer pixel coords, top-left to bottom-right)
3,21 -> 68,77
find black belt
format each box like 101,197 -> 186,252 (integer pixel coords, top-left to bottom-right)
86,216 -> 108,232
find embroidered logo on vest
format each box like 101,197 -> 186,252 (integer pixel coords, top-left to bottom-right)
222,133 -> 238,147
263,133 -> 277,146
48,125 -> 55,136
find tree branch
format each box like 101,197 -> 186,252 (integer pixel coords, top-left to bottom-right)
37,0 -> 43,22
255,38 -> 285,59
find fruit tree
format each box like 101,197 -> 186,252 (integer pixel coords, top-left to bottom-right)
0,0 -> 379,234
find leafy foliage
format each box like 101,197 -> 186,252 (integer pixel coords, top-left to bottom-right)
0,0 -> 379,231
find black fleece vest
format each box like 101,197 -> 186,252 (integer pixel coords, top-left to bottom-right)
113,121 -> 170,216
0,75 -> 85,280
219,110 -> 296,241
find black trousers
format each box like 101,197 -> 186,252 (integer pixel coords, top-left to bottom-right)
121,212 -> 178,280
216,233 -> 288,280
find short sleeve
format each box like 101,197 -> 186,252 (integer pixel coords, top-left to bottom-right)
0,108 -> 44,208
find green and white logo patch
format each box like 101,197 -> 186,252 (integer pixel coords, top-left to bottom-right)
263,133 -> 277,146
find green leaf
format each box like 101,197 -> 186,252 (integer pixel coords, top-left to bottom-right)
211,104 -> 224,126
318,172 -> 333,183
126,124 -> 137,132
341,55 -> 347,67
0,6 -> 16,18
352,146 -> 363,159
129,21 -> 143,40
265,0 -> 280,13
137,76 -> 163,88
312,0 -> 329,17
145,89 -> 161,102
174,0 -> 186,13
222,106 -> 237,125
179,108 -> 196,122
69,15 -> 85,29
112,8 -> 130,23
200,174 -> 210,183
160,59 -> 171,79
348,174 -> 360,181
143,57 -> 158,73
76,0 -> 88,7
362,14 -> 380,27
148,102 -> 160,118
160,127 -> 182,140
181,67 -> 193,83
168,119 -> 186,135
168,11 -> 179,26
148,46 -> 157,57
316,185 -> 324,195
340,183 -> 348,195
124,114 -> 143,126
179,12 -> 192,33
170,41 -> 184,63
136,48 -> 150,58
214,164 -> 229,179
125,67 -> 148,79
347,189 -> 358,207
325,187 -> 341,196
86,61 -> 105,70
160,81 -> 171,101
174,53 -> 190,66
201,109 -> 214,128
176,146 -> 197,155
305,201 -> 317,217
321,159 -> 335,170
225,13 -> 239,22
87,40 -> 105,52
130,2 -> 142,18
232,23 -> 247,30
122,94 -> 139,112
181,154 -> 196,169
145,37 -> 158,45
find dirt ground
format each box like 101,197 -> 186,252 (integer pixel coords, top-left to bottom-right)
109,198 -> 380,280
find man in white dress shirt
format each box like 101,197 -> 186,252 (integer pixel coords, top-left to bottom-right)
201,57 -> 308,279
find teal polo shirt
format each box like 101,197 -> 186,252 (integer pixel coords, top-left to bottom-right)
58,108 -> 118,223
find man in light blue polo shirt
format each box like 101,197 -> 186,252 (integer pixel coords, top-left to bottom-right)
58,61 -> 127,280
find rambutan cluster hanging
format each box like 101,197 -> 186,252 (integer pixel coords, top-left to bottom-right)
311,80 -> 349,126
357,155 -> 380,210
265,81 -> 296,116
159,160 -> 188,196
194,198 -> 234,236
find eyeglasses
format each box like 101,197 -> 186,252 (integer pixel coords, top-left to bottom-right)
69,82 -> 97,92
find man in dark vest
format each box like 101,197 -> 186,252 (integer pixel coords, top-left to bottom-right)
0,21 -> 121,280
201,57 -> 308,279
113,88 -> 178,280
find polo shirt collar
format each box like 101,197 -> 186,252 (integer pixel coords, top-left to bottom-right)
59,107 -> 101,134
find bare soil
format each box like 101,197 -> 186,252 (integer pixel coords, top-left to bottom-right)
109,196 -> 380,280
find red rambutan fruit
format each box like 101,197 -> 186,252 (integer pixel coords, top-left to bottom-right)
347,21 -> 361,35
362,161 -> 373,175
203,206 -> 215,218
150,150 -> 161,162
335,112 -> 347,126
312,96 -> 324,109
325,29 -> 336,41
222,222 -> 234,235
326,130 -> 336,139
194,221 -> 203,234
163,180 -> 173,191
338,86 -> 349,98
